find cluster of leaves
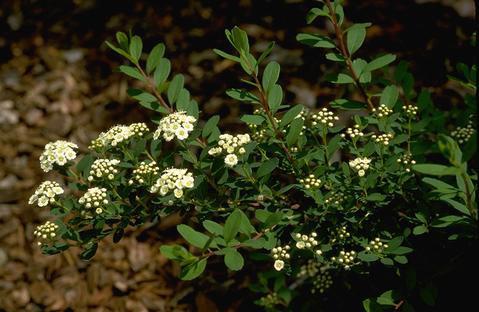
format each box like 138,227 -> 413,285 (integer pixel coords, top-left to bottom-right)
32,0 -> 476,310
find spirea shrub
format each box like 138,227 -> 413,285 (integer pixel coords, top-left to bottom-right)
29,0 -> 477,310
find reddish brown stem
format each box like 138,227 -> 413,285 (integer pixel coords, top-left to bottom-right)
324,0 -> 375,111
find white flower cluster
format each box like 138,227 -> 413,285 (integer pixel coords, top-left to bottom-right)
402,104 -> 418,117
311,108 -> 339,128
34,221 -> 59,246
294,232 -> 322,255
128,161 -> 160,185
90,123 -> 149,150
290,146 -> 299,153
272,245 -> 290,271
39,140 -> 78,172
397,153 -> 416,172
372,133 -> 394,146
365,237 -> 389,253
153,111 -> 196,141
208,133 -> 250,167
312,271 -> 333,294
349,157 -> 372,177
28,181 -> 64,207
257,293 -> 281,308
129,122 -> 149,136
297,259 -> 320,278
324,191 -> 344,206
331,250 -> 356,270
372,104 -> 393,118
150,168 -> 194,199
299,174 -> 321,189
79,187 -> 108,214
331,226 -> 351,244
451,121 -> 475,144
87,159 -> 121,181
341,124 -> 364,139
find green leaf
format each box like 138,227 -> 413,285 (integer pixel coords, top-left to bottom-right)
306,7 -> 329,24
153,58 -> 171,87
296,33 -> 336,48
413,164 -> 458,176
279,105 -> 304,127
347,25 -> 366,55
267,84 -> 283,113
413,225 -> 427,235
167,74 -> 185,105
146,43 -> 166,74
177,224 -> 210,249
160,244 -> 190,261
377,290 -> 396,306
256,41 -> 275,66
262,61 -> 280,93
286,118 -> 304,146
213,48 -> 240,62
115,32 -> 129,50
442,198 -> 470,216
366,193 -> 386,202
176,89 -> 191,112
76,154 -> 94,178
79,242 -> 98,260
202,115 -> 220,138
331,73 -> 355,84
257,158 -> 279,178
226,88 -> 259,103
365,54 -> 396,72
330,99 -> 366,110
202,220 -> 224,236
380,257 -> 394,266
129,35 -> 143,63
118,65 -> 145,81
231,26 -> 250,53
422,177 -> 456,190
362,299 -> 383,312
241,114 -> 265,125
326,52 -> 346,62
394,255 -> 408,264
380,85 -> 399,108
237,210 -> 256,235
180,258 -> 207,280
128,89 -> 157,102
106,41 -> 134,62
389,246 -> 413,255
357,251 -> 379,262
224,209 -> 242,243
224,248 -> 244,271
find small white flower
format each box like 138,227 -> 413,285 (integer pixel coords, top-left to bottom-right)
296,241 -> 306,249
274,260 -> 285,271
174,188 -> 184,198
175,127 -> 189,140
224,154 -> 238,167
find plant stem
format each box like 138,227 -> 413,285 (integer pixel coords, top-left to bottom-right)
324,0 -> 374,111
244,59 -> 300,175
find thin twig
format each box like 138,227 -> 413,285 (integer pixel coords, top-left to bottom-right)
324,0 -> 374,110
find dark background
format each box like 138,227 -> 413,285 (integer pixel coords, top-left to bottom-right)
0,0 -> 475,311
